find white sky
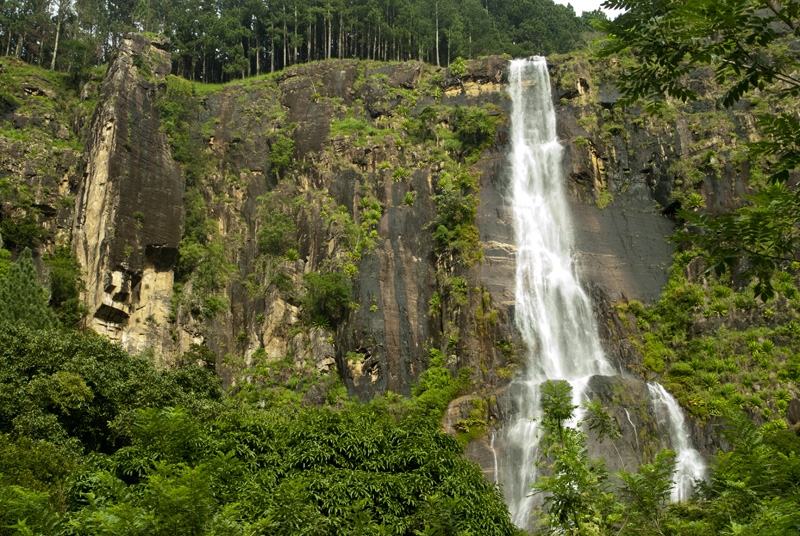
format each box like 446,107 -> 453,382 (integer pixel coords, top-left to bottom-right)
554,0 -> 624,18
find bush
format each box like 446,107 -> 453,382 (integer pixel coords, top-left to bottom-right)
257,209 -> 297,256
0,209 -> 46,249
270,133 -> 295,178
452,106 -> 496,159
302,271 -> 351,327
430,171 -> 481,262
43,247 -> 87,327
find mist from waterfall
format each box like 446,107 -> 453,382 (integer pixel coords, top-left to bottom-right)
496,57 -> 706,529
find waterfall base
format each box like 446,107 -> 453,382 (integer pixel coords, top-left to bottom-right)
472,375 -> 707,530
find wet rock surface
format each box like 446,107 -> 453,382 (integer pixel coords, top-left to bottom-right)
3,41 -> 768,471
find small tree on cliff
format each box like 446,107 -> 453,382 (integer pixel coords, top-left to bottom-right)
0,248 -> 58,330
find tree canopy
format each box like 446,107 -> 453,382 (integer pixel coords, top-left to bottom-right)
0,248 -> 58,330
1,0 -> 605,83
598,0 -> 800,300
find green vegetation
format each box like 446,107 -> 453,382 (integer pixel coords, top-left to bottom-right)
0,206 -> 46,249
3,0 -> 602,84
330,117 -> 397,147
617,250 -> 800,422
269,132 -> 295,179
0,313 -> 518,535
450,106 -> 498,161
256,196 -> 297,257
596,188 -> 613,209
157,75 -> 236,322
0,249 -> 58,330
158,75 -> 207,186
302,272 -> 352,329
533,380 -> 800,535
431,170 -> 481,263
600,0 -> 800,300
174,190 -> 232,320
43,247 -> 88,327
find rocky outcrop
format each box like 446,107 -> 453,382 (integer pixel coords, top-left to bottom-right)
5,36 -> 771,466
72,34 -> 183,358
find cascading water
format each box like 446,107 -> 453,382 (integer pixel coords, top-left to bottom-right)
496,57 -> 706,529
498,56 -> 615,527
648,383 -> 707,502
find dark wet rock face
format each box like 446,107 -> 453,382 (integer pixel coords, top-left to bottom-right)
72,33 -> 183,356
0,40 -> 758,471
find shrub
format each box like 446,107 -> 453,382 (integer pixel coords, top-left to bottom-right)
452,106 -> 496,159
43,247 -> 87,327
257,209 -> 297,256
302,271 -> 351,327
270,133 -> 295,178
0,209 -> 46,248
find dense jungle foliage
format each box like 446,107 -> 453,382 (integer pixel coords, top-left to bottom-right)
2,247 -> 800,533
1,0 -> 604,83
530,380 -> 800,535
0,250 -> 521,535
2,0 -> 800,531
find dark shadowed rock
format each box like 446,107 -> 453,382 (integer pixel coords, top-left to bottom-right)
72,33 -> 183,357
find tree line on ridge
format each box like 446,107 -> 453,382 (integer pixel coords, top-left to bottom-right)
1,0 -> 605,84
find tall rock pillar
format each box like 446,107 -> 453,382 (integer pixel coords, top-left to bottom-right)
73,34 -> 184,360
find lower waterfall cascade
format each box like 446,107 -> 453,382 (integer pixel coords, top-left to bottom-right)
494,57 -> 707,529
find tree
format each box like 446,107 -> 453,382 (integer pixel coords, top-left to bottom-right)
0,248 -> 58,330
598,0 -> 800,300
533,380 -> 616,535
616,450 -> 677,535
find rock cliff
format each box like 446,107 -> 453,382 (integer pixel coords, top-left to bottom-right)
0,36 -> 778,472
73,35 -> 182,360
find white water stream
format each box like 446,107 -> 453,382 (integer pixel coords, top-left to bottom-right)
648,383 -> 707,502
497,57 -> 706,529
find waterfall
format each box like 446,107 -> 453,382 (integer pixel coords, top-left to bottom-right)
496,57 -> 706,529
624,408 -> 642,465
647,383 -> 707,502
498,56 -> 614,527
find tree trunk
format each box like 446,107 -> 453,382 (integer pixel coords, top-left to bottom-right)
294,5 -> 298,63
255,18 -> 260,75
435,0 -> 440,67
15,33 -> 24,58
51,10 -> 62,70
327,11 -> 331,59
447,30 -> 450,67
283,3 -> 287,68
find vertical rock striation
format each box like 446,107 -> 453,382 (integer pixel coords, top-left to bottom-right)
73,34 -> 183,358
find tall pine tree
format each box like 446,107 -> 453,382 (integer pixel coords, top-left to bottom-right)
0,248 -> 58,330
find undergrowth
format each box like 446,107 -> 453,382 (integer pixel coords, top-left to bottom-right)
618,249 -> 800,422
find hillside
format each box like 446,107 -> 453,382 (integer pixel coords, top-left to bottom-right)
0,31 -> 799,535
